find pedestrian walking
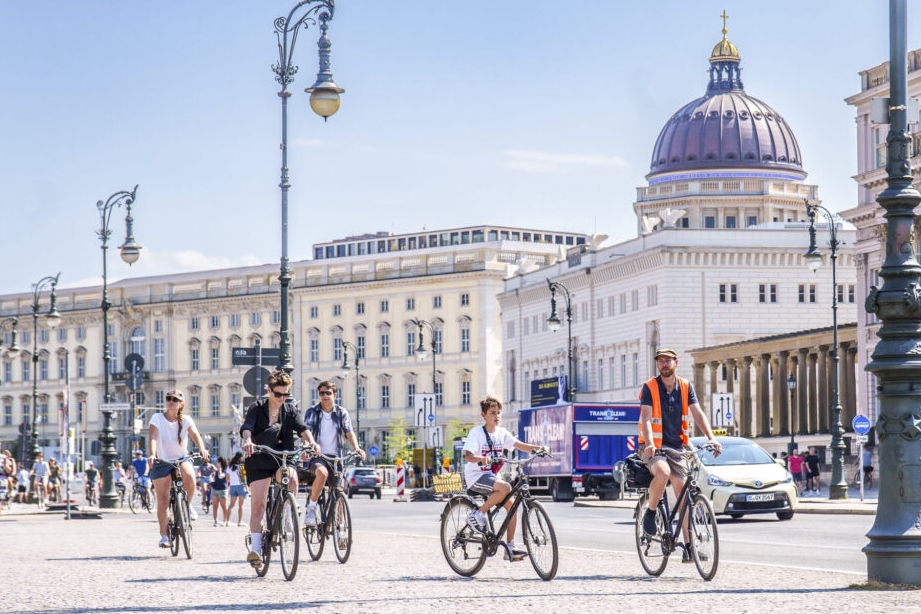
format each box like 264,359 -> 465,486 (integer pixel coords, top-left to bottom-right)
805,447 -> 821,494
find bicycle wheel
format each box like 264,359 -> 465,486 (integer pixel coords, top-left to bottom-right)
128,487 -> 140,514
522,500 -> 558,581
634,495 -> 669,576
145,488 -> 155,513
279,491 -> 300,580
179,495 -> 193,559
304,492 -> 327,561
332,491 -> 352,564
688,493 -> 719,581
439,497 -> 487,577
168,498 -> 180,557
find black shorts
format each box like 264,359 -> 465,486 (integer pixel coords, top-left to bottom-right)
244,455 -> 296,484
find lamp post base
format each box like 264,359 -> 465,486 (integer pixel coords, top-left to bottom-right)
98,409 -> 119,509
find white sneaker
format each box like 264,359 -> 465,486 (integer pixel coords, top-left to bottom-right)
213,520 -> 219,527
189,507 -> 198,521
158,535 -> 170,548
303,505 -> 317,526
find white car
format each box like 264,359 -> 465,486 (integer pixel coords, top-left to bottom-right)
690,436 -> 798,521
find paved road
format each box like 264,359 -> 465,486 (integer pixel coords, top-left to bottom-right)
0,494 -> 914,614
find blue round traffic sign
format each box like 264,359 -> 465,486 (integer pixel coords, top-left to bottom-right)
428,413 -> 435,424
368,445 -> 379,457
852,414 -> 872,435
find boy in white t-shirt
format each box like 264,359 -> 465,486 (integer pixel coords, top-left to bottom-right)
463,396 -> 548,561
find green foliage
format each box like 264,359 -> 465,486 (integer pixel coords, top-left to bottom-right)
384,415 -> 414,464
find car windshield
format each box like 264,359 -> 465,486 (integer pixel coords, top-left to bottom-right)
698,442 -> 774,467
353,469 -> 375,476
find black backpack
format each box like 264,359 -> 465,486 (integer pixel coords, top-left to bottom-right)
624,453 -> 652,489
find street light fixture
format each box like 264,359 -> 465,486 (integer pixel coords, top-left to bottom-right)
804,200 -> 847,500
272,0 -> 344,374
0,318 -> 22,358
547,280 -> 576,403
29,274 -> 62,467
96,185 -> 141,509
340,339 -> 362,446
413,318 -> 439,476
786,373 -> 796,456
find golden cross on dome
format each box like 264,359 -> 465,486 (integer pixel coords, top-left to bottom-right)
721,10 -> 729,37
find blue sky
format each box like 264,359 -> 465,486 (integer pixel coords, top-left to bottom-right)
0,2 -> 906,295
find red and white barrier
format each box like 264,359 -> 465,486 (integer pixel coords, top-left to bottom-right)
394,462 -> 407,502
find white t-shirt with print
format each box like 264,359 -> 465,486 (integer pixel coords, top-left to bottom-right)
463,425 -> 519,488
317,411 -> 339,456
149,412 -> 196,462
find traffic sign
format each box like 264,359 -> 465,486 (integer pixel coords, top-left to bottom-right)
124,353 -> 144,372
856,435 -> 869,443
232,347 -> 281,367
368,445 -> 379,457
243,367 -> 271,396
710,393 -> 735,428
852,414 -> 872,435
126,371 -> 143,391
99,403 -> 132,412
428,413 -> 435,424
429,426 -> 444,449
415,393 -> 435,427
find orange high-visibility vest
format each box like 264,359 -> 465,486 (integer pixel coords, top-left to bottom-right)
638,376 -> 690,448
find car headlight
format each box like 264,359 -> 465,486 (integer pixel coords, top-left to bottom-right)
707,474 -> 734,487
782,472 -> 793,484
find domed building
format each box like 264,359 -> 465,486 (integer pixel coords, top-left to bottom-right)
500,18 -> 859,465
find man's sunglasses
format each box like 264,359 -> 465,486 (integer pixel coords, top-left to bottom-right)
271,390 -> 291,399
319,390 -> 334,396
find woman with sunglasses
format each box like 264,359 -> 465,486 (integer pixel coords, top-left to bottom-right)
149,389 -> 210,549
240,369 -> 316,568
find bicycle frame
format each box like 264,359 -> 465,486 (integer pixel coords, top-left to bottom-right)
469,456 -> 538,556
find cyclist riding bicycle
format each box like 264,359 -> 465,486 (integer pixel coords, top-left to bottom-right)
638,349 -> 721,562
463,396 -> 548,561
198,459 -> 215,511
149,389 -> 210,549
302,380 -> 365,527
130,449 -> 152,500
31,452 -> 50,503
241,369 -> 317,568
84,461 -> 99,503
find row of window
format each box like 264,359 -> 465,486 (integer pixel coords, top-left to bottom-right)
510,354 -> 642,401
1,325 -> 89,347
309,293 -> 469,319
189,311 -> 280,331
719,283 -> 857,304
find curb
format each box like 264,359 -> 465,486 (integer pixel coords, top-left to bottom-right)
573,497 -> 878,515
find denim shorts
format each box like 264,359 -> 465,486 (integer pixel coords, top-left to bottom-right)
211,487 -> 229,499
150,461 -> 181,481
229,484 -> 247,498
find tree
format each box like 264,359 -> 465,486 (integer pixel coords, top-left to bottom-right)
384,415 -> 414,464
442,417 -> 474,468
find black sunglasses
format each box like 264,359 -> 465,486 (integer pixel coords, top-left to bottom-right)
166,396 -> 181,403
319,390 -> 334,396
667,397 -> 676,413
271,390 -> 291,399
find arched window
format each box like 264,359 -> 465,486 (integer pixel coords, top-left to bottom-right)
130,326 -> 147,358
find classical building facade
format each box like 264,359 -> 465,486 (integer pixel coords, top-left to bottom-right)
0,225 -> 587,465
498,23 -> 859,444
841,48 -> 921,428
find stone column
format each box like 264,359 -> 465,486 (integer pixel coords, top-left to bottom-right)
740,356 -> 753,438
758,354 -> 771,437
778,351 -> 790,436
798,348 -> 809,435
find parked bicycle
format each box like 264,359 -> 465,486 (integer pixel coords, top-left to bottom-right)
163,454 -> 200,559
302,451 -> 359,564
439,450 -> 559,581
246,444 -> 309,580
128,477 -> 154,514
633,444 -> 719,581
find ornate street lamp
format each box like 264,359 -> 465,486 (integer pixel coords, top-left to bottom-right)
413,318 -> 439,476
804,200 -> 847,500
547,280 -> 576,402
340,339 -> 361,446
96,185 -> 141,509
786,373 -> 797,456
864,0 -> 921,585
272,0 -> 344,374
29,274 -> 62,467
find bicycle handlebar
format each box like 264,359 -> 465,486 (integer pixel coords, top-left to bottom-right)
252,443 -> 315,459
154,453 -> 201,468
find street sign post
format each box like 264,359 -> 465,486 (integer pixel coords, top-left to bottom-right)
232,347 -> 281,367
430,426 -> 444,449
368,445 -> 379,457
415,394 -> 435,427
99,403 -> 132,412
710,393 -> 735,429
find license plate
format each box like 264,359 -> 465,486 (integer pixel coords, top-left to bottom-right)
746,493 -> 774,502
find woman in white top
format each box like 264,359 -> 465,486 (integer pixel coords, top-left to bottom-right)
148,389 -> 209,549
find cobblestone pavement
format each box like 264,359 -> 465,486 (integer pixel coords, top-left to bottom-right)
0,504 -> 915,614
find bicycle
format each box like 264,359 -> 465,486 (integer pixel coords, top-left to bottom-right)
302,451 -> 359,564
115,481 -> 127,508
33,476 -> 46,509
439,450 -> 559,581
85,481 -> 97,507
852,466 -> 873,489
634,444 -> 719,581
161,454 -> 200,560
245,444 -> 309,581
128,477 -> 154,514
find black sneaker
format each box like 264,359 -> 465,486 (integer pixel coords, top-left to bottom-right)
680,544 -> 692,563
642,509 -> 658,535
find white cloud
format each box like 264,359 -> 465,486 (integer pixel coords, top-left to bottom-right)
503,149 -> 629,173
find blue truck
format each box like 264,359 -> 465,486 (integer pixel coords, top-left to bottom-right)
517,402 -> 640,501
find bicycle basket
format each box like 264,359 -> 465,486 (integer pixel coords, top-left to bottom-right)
624,453 -> 652,489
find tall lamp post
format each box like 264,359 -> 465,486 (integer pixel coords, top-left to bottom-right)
272,0 -> 344,374
0,318 -> 22,359
97,186 -> 141,509
29,274 -> 62,467
340,340 -> 361,446
804,201 -> 847,500
547,280 -> 576,402
786,374 -> 797,455
413,318 -> 438,476
864,0 -> 921,585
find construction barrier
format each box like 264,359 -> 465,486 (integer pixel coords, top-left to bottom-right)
393,460 -> 407,502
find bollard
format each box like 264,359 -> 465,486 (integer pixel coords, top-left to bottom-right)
393,459 -> 407,502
